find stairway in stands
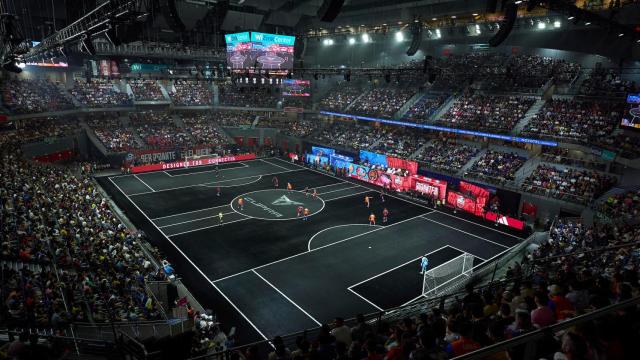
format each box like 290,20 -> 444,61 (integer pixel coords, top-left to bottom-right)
429,94 -> 458,123
457,148 -> 487,177
511,98 -> 546,135
344,91 -> 369,112
394,92 -> 425,119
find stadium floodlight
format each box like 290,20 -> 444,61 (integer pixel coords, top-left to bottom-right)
395,31 -> 404,42
435,28 -> 441,38
348,37 -> 356,45
537,22 -> 546,29
554,20 -> 561,28
619,33 -> 624,37
323,38 -> 334,45
361,33 -> 370,43
585,22 -> 591,25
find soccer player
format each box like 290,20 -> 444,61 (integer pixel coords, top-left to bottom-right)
297,205 -> 303,218
273,176 -> 279,188
382,208 -> 389,223
216,186 -> 221,197
380,190 -> 385,203
287,182 -> 293,193
215,165 -> 220,178
364,195 -> 371,208
369,213 -> 376,226
312,188 -> 317,199
218,212 -> 223,224
303,208 -> 310,221
237,197 -> 244,211
304,186 -> 309,197
420,256 -> 429,274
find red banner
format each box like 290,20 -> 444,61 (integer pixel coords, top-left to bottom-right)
460,181 -> 489,200
33,149 -> 74,163
411,175 -> 447,201
485,212 -> 525,230
447,191 -> 485,216
521,201 -> 537,217
130,153 -> 256,173
386,156 -> 418,175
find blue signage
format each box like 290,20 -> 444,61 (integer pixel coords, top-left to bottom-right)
319,111 -> 558,147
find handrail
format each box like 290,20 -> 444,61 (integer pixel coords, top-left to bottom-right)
455,295 -> 640,360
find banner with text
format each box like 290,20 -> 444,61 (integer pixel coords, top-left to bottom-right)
130,153 -> 256,173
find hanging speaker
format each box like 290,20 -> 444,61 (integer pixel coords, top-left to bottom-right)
159,0 -> 186,33
294,37 -> 307,60
489,3 -> 517,47
406,22 -> 423,56
317,0 -> 345,22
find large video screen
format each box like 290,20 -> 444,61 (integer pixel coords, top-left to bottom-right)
621,93 -> 640,130
225,32 -> 251,69
251,32 -> 295,70
282,79 -> 310,97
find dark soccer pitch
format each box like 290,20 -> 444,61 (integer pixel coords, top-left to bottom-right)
98,157 -> 524,343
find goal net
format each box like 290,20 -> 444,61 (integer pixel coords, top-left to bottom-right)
422,253 -> 475,297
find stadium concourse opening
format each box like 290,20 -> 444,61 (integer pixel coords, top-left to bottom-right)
98,157 -> 525,342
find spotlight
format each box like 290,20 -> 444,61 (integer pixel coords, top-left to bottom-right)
537,22 -> 546,29
2,58 -> 23,73
348,37 -> 356,45
472,13 -> 478,16
322,38 -> 334,46
567,16 -> 575,20
585,22 -> 591,25
553,20 -> 561,28
619,33 -> 624,37
435,29 -> 441,38
395,31 -> 404,42
17,62 -> 26,69
361,33 -> 370,43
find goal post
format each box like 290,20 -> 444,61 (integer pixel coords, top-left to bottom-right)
422,253 -> 475,298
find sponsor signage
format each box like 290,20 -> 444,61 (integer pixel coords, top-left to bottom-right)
485,212 -> 525,230
130,153 -> 256,173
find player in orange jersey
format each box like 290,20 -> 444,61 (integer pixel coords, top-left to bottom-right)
237,197 -> 244,211
369,213 -> 376,226
364,195 -> 371,208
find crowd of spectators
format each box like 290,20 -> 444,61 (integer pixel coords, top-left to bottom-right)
579,67 -> 636,97
522,164 -> 617,204
1,79 -> 75,114
596,133 -> 640,159
130,79 -> 165,101
414,139 -> 480,174
522,99 -> 625,144
170,80 -> 213,106
70,79 -> 133,107
429,53 -> 503,91
597,189 -> 640,223
466,150 -> 527,184
219,84 -> 280,108
282,97 -> 312,109
210,110 -> 258,127
0,135 -> 168,331
540,148 -> 607,172
439,93 -> 535,133
130,112 -> 191,150
369,128 -> 426,159
349,87 -> 416,118
319,83 -> 363,112
13,117 -> 80,143
314,122 -> 384,150
480,55 -> 580,93
261,117 -> 320,138
182,114 -> 230,147
87,116 -> 140,153
402,95 -> 447,123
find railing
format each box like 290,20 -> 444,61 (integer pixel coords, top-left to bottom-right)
457,295 -> 640,360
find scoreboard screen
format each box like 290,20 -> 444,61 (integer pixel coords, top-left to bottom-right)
225,32 -> 295,71
225,32 -> 252,69
282,79 -> 310,97
621,93 -> 640,130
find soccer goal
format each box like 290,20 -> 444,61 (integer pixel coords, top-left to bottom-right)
422,253 -> 475,297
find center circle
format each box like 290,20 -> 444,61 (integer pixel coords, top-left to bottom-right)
230,189 -> 325,221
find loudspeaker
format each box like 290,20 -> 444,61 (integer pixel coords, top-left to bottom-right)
317,0 -> 345,22
159,0 -> 185,33
406,22 -> 423,56
486,0 -> 498,13
294,37 -> 307,59
489,3 -> 517,47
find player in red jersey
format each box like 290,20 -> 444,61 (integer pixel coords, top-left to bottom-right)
382,208 -> 389,223
297,205 -> 304,218
369,213 -> 376,226
312,188 -> 317,199
237,197 -> 244,211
